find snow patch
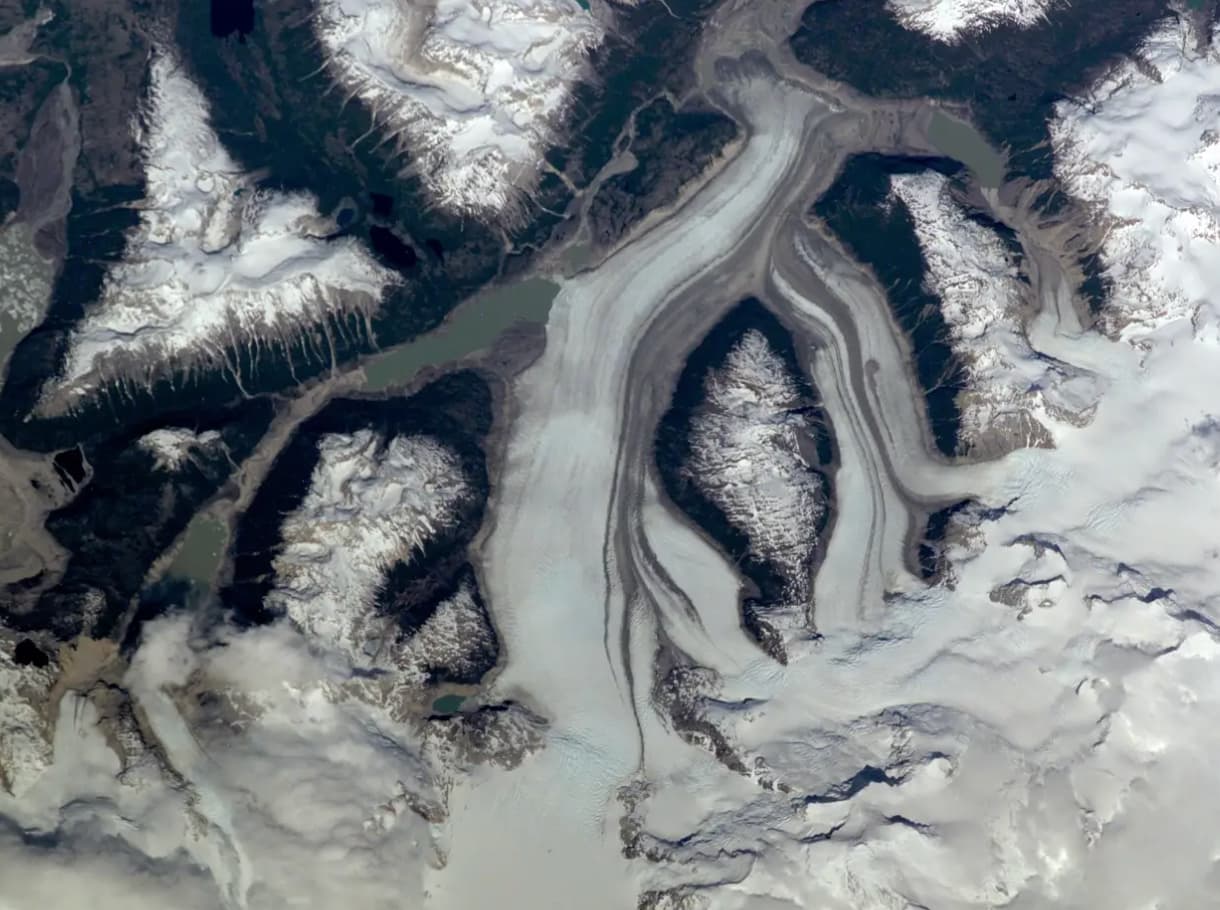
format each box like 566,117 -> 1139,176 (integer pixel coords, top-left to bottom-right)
315,0 -> 600,218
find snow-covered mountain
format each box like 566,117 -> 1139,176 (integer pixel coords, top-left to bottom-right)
315,0 -> 601,219
138,428 -> 225,472
5,6 -> 1220,910
621,21 -> 1220,909
886,0 -> 1056,41
39,53 -> 397,415
890,169 -> 1092,454
266,430 -> 474,663
687,328 -> 827,639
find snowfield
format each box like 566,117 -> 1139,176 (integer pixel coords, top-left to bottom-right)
622,22 -> 1220,910
885,0 -> 1056,42
315,0 -> 601,218
6,17 -> 1220,910
40,53 -> 397,414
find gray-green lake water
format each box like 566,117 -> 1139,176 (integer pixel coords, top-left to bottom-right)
363,277 -> 560,391
928,110 -> 1007,188
432,693 -> 466,714
165,513 -> 228,585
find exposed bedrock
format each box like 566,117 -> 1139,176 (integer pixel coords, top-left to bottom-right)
790,0 -> 1191,182
428,42 -> 1045,905
813,154 -> 1097,460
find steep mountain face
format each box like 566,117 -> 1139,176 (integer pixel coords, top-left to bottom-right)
259,424 -> 500,697
888,169 -> 1096,456
656,300 -> 836,661
790,0 -> 1186,181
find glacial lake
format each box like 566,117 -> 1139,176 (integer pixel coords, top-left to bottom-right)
164,513 -> 228,586
927,110 -> 1007,188
363,276 -> 561,391
432,693 -> 467,714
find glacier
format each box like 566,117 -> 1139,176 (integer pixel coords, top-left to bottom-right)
4,5 -> 1220,910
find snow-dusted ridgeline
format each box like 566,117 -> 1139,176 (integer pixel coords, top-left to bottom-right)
890,170 -> 1084,453
383,576 -> 497,688
39,53 -> 398,415
11,21 -> 1220,909
314,0 -> 601,219
886,0 -> 1056,42
138,428 -> 224,472
1052,18 -> 1220,338
687,329 -> 826,636
266,429 -> 474,668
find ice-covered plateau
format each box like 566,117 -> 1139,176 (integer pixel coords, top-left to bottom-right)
687,328 -> 826,638
885,0 -> 1056,42
314,0 -> 601,218
38,53 -> 398,415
